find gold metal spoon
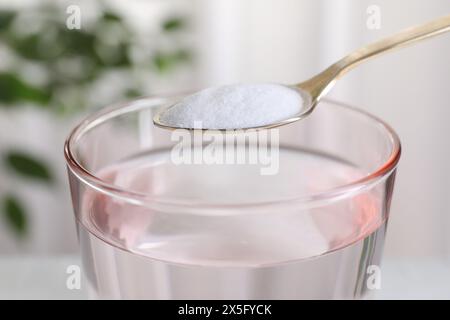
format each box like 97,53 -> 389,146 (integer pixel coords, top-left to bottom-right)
154,14 -> 450,131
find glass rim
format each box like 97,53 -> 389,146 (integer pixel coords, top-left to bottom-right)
64,95 -> 401,209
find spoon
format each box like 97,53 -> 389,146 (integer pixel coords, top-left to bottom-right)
154,14 -> 450,131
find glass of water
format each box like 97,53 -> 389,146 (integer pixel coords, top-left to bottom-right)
65,96 -> 400,299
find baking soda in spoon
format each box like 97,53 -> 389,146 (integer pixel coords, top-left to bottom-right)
158,84 -> 304,130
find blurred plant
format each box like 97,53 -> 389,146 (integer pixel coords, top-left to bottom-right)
0,2 -> 191,239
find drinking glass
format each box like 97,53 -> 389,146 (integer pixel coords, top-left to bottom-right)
65,96 -> 400,299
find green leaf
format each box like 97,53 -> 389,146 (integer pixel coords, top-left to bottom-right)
153,53 -> 172,72
173,49 -> 191,62
153,49 -> 191,73
125,88 -> 142,98
162,17 -> 185,32
0,10 -> 15,31
0,72 -> 51,105
3,151 -> 52,182
2,195 -> 27,237
57,28 -> 98,61
8,33 -> 54,61
102,11 -> 122,22
96,42 -> 131,67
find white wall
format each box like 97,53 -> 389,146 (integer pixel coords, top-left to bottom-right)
193,0 -> 450,259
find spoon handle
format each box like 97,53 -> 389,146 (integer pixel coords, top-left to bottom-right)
299,14 -> 450,102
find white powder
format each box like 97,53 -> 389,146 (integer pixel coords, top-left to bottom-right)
158,83 -> 304,129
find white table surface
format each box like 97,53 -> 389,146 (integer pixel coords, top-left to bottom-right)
1,255 -> 449,299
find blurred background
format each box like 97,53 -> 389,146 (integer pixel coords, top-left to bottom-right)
0,0 -> 449,298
